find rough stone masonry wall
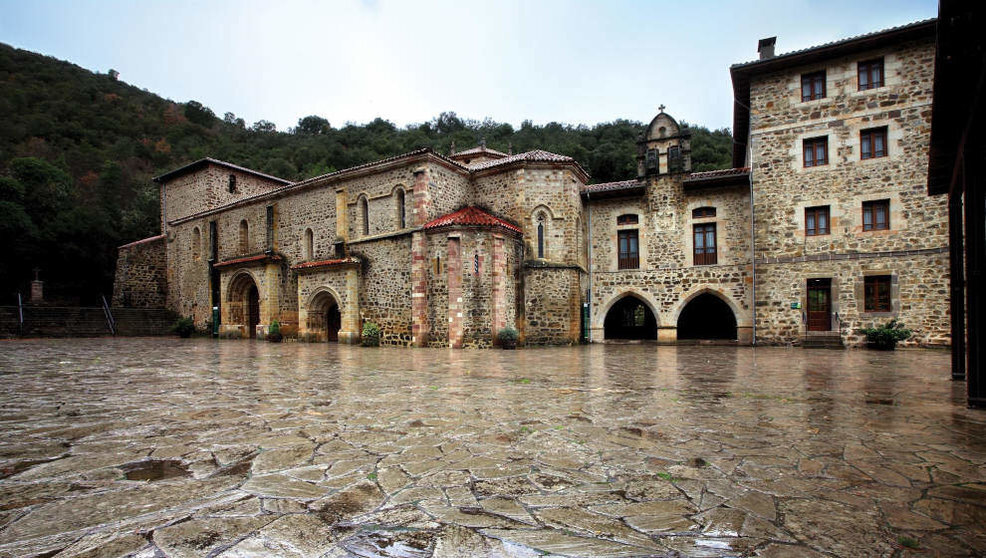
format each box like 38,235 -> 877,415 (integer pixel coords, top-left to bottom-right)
426,162 -> 473,219
524,266 -> 582,345
520,168 -> 584,264
755,251 -> 949,347
112,236 -> 167,308
350,235 -> 413,346
162,165 -> 284,227
425,233 -> 449,347
748,36 -> 947,346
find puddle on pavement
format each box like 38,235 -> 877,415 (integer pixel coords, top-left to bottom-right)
121,459 -> 190,481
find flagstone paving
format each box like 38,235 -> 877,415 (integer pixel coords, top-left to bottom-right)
0,338 -> 984,557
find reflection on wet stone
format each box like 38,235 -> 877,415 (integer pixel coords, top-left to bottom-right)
0,338 -> 984,556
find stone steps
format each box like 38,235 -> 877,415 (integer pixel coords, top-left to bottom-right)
802,332 -> 845,349
0,306 -> 179,338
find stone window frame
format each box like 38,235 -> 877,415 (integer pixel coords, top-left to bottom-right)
860,126 -> 888,160
802,136 -> 829,168
685,201 -> 723,267
856,270 -> 898,317
394,186 -> 407,230
862,199 -> 891,232
804,205 -> 831,236
238,219 -> 250,254
795,200 -> 843,242
303,228 -> 314,260
613,208 -> 645,271
857,57 -> 885,91
228,174 -> 237,193
530,205 -> 554,261
801,70 -> 826,102
618,229 -> 639,270
358,195 -> 370,237
192,226 -> 202,261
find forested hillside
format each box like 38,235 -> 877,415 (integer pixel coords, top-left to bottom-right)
0,42 -> 733,304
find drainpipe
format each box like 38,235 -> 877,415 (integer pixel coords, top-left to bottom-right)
586,192 -> 593,343
748,136 -> 757,346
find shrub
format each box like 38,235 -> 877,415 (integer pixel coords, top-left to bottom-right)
860,319 -> 911,350
268,320 -> 283,342
498,326 -> 519,348
172,316 -> 195,338
361,322 -> 381,347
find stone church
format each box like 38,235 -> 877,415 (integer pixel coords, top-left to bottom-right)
114,18 -> 949,348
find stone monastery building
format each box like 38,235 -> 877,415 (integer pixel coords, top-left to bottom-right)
113,19 -> 949,348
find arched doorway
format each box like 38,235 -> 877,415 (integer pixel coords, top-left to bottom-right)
604,295 -> 658,340
677,293 -> 737,340
308,290 -> 342,342
228,273 -> 261,338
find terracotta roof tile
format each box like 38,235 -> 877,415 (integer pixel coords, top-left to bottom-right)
581,180 -> 643,194
451,145 -> 508,159
423,206 -> 522,234
214,254 -> 282,268
118,234 -> 165,250
468,149 -> 587,176
683,167 -> 750,183
291,257 -> 361,270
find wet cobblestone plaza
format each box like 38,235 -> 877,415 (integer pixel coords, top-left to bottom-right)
1,339 -> 984,557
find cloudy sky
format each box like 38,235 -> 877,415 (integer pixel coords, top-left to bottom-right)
1,0 -> 936,132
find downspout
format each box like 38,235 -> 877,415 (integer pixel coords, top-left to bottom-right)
586,191 -> 593,343
748,136 -> 757,346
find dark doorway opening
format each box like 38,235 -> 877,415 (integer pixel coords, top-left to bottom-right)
677,293 -> 737,340
807,278 -> 832,332
309,291 -> 342,342
247,284 -> 260,338
326,304 -> 341,342
604,296 -> 658,340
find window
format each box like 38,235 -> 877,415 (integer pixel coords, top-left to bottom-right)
359,196 -> 369,236
668,145 -> 682,173
801,70 -> 826,101
618,230 -> 639,269
862,199 -> 890,231
228,174 -> 237,193
864,275 -> 892,312
805,206 -> 830,236
858,58 -> 884,90
396,189 -> 406,229
645,149 -> 658,171
617,214 -> 638,225
692,207 -> 716,218
693,223 -> 717,265
192,227 -> 201,260
803,137 -> 828,167
304,228 -> 314,260
238,220 -> 249,253
860,127 -> 888,160
536,211 -> 547,259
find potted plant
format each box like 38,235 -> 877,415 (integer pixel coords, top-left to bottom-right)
860,319 -> 911,350
362,322 -> 381,347
267,320 -> 283,343
497,326 -> 519,349
172,316 -> 195,338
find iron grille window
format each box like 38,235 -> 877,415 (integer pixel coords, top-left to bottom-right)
668,145 -> 682,173
645,149 -> 658,171
805,206 -> 830,236
693,223 -> 717,265
862,199 -> 890,231
803,137 -> 828,167
618,230 -> 639,270
864,275 -> 892,312
228,174 -> 236,193
860,127 -> 888,159
858,58 -> 884,90
801,71 -> 826,101
692,207 -> 716,218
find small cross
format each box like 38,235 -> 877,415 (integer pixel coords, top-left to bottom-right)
658,104 -> 666,113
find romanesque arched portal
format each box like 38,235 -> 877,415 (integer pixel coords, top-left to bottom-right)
227,272 -> 261,338
308,290 -> 342,342
603,295 -> 658,340
677,292 -> 737,340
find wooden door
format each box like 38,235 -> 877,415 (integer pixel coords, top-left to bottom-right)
807,278 -> 831,331
326,305 -> 341,342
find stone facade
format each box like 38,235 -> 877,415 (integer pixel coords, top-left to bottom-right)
114,19 -> 947,348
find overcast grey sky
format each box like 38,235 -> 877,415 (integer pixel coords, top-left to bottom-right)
1,0 -> 937,132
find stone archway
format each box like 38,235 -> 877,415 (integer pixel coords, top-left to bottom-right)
603,294 -> 658,340
228,272 -> 261,338
308,289 -> 342,342
677,292 -> 737,340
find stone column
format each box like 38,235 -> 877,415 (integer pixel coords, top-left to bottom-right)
261,263 -> 280,338
335,188 -> 348,242
411,167 -> 431,226
491,235 -> 506,343
447,236 -> 463,349
339,266 -> 361,344
411,232 -> 429,347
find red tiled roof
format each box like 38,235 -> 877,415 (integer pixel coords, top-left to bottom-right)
423,206 -> 522,234
118,234 -> 165,250
468,149 -> 587,176
683,167 -> 750,183
581,180 -> 643,194
213,254 -> 282,268
291,257 -> 361,271
451,145 -> 508,159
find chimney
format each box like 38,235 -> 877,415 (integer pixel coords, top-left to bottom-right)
758,37 -> 776,60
